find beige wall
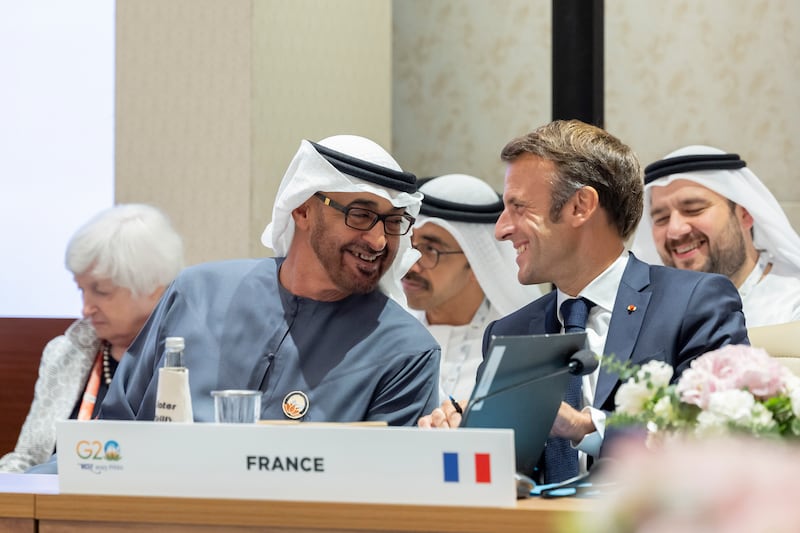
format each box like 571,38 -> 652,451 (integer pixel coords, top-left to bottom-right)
116,0 -> 253,264
116,0 -> 800,265
116,0 -> 392,265
251,0 -> 393,258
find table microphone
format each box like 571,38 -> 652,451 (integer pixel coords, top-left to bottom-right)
464,349 -> 598,414
566,348 -> 599,376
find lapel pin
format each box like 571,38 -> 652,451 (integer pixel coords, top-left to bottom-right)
282,390 -> 309,420
626,304 -> 637,314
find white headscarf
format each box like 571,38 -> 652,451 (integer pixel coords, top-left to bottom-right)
631,145 -> 800,274
261,135 -> 424,303
414,174 -> 542,315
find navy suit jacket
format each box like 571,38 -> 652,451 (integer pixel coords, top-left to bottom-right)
481,253 -> 749,414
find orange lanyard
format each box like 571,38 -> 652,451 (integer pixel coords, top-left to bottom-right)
77,350 -> 103,421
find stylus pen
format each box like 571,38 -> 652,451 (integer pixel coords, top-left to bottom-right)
448,395 -> 463,415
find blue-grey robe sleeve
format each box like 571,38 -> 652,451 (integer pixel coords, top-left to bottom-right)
100,258 -> 440,426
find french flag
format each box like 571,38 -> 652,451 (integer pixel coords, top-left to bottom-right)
442,452 -> 491,483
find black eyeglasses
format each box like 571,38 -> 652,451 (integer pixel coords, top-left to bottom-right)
411,242 -> 465,269
313,193 -> 415,236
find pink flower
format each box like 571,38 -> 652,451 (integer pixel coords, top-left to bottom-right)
677,345 -> 787,409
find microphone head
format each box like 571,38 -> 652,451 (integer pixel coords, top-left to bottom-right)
568,349 -> 598,375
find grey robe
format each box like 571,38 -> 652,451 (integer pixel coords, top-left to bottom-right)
100,258 -> 440,426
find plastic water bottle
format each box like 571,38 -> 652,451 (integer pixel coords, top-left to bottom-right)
154,336 -> 194,422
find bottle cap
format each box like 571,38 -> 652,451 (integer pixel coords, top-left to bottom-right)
164,337 -> 185,367
165,337 -> 185,351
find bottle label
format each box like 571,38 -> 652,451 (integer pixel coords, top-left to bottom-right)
154,367 -> 194,423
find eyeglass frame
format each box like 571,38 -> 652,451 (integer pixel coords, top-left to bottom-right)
313,192 -> 416,236
410,241 -> 465,269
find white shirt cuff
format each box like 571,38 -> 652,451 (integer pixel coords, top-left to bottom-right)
573,406 -> 606,458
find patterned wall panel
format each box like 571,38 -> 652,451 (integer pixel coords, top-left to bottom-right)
606,0 -> 800,228
394,0 -> 799,231
392,0 -> 551,190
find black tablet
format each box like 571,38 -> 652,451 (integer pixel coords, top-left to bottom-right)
461,332 -> 587,474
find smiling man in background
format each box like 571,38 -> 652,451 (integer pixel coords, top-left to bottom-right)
632,145 -> 800,326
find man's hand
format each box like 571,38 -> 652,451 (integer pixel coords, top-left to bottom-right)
550,401 -> 595,443
417,398 -> 465,428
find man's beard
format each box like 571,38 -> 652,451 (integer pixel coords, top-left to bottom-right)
703,217 -> 748,280
664,213 -> 748,280
309,211 -> 389,294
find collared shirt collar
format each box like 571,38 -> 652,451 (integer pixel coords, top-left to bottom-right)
556,250 -> 630,324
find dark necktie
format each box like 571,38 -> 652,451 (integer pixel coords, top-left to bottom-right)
543,297 -> 594,483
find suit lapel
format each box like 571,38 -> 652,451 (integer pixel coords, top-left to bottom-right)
528,293 -> 560,334
594,255 -> 652,408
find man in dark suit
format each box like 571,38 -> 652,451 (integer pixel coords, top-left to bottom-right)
419,120 -> 748,483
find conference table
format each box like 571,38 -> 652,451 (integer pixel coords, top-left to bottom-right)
0,492 -> 33,533
1,490 -> 597,532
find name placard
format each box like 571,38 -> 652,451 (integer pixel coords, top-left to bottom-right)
56,420 -> 516,507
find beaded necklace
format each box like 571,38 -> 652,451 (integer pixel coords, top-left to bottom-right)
101,341 -> 113,385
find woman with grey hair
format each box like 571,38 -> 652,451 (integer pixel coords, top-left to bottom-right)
0,203 -> 183,473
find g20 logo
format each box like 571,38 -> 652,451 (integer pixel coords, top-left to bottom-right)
76,440 -> 122,461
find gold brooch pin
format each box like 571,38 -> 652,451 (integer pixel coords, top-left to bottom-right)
627,304 -> 637,314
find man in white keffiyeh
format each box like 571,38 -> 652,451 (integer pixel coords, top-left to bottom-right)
97,134 -> 440,428
401,174 -> 542,400
631,145 -> 800,326
262,135 -> 424,304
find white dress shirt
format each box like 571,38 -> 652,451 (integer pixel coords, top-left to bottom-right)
556,250 -> 629,467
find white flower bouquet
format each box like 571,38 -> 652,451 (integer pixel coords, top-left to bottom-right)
609,344 -> 800,440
